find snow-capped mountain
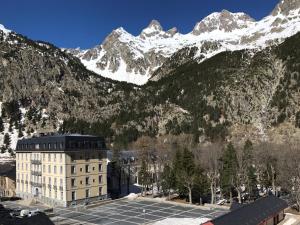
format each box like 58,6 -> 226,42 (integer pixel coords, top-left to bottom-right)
0,24 -> 11,37
68,0 -> 300,85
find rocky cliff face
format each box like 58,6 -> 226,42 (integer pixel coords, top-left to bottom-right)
70,0 -> 300,85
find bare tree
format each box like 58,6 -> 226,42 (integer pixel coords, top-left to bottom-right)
198,143 -> 222,204
254,142 -> 281,196
278,142 -> 300,211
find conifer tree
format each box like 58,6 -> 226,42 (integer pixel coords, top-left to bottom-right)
3,133 -> 11,149
242,140 -> 257,199
220,142 -> 238,202
161,164 -> 175,199
0,117 -> 4,133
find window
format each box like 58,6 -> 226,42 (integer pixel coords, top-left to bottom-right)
49,177 -> 51,185
85,189 -> 89,198
60,153 -> 62,162
72,191 -> 76,201
54,143 -> 57,149
59,143 -> 64,149
99,175 -> 102,184
99,164 -> 102,172
99,187 -> 102,196
92,167 -> 95,171
80,180 -> 83,185
54,178 -> 57,185
93,179 -> 95,183
85,165 -> 89,173
71,166 -> 76,174
54,153 -> 56,161
60,166 -> 63,174
85,177 -> 89,185
48,165 -> 51,173
61,191 -> 63,200
35,144 -> 40,149
48,153 -> 50,161
80,168 -> 82,172
60,178 -> 63,187
54,166 -> 56,173
71,178 -> 76,187
48,143 -> 51,149
43,165 -> 45,172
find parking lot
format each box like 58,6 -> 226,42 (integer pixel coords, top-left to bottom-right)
52,199 -> 227,225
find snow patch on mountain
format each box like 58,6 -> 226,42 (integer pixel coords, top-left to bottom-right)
0,23 -> 11,35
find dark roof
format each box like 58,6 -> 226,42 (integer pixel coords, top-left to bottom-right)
210,195 -> 288,225
16,133 -> 107,152
0,162 -> 16,180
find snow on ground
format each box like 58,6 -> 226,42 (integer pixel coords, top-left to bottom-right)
153,217 -> 211,225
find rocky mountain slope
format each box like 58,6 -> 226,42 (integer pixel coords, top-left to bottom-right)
0,0 -> 300,156
70,0 -> 300,85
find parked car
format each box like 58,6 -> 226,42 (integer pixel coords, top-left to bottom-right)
28,209 -> 40,217
216,199 -> 226,205
20,209 -> 30,217
9,209 -> 21,217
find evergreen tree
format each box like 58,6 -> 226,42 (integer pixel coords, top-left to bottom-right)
3,133 -> 11,149
138,160 -> 151,196
174,148 -> 204,204
0,146 -> 5,154
0,117 -> 4,133
242,140 -> 257,199
18,127 -> 23,138
161,164 -> 175,199
220,142 -> 238,202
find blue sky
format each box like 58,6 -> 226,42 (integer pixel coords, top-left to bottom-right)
0,0 -> 279,49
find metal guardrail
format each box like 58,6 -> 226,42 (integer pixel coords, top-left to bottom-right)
31,171 -> 42,176
30,181 -> 42,188
31,159 -> 42,165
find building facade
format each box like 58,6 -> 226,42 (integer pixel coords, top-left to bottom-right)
15,134 -> 107,207
0,161 -> 16,198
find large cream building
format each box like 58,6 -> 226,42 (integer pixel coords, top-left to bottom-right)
15,134 -> 107,207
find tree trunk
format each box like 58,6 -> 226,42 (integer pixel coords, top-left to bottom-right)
271,165 -> 276,196
210,182 -> 215,204
188,186 -> 192,204
237,189 -> 242,203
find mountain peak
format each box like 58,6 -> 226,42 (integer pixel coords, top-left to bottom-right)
272,0 -> 300,16
140,19 -> 164,39
0,23 -> 11,35
192,10 -> 255,35
167,27 -> 178,36
147,19 -> 163,31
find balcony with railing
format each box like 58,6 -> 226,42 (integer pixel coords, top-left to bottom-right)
30,181 -> 42,188
31,171 -> 42,176
31,159 -> 42,165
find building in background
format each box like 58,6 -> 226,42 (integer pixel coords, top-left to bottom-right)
203,195 -> 288,225
15,134 -> 107,207
0,162 -> 16,197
